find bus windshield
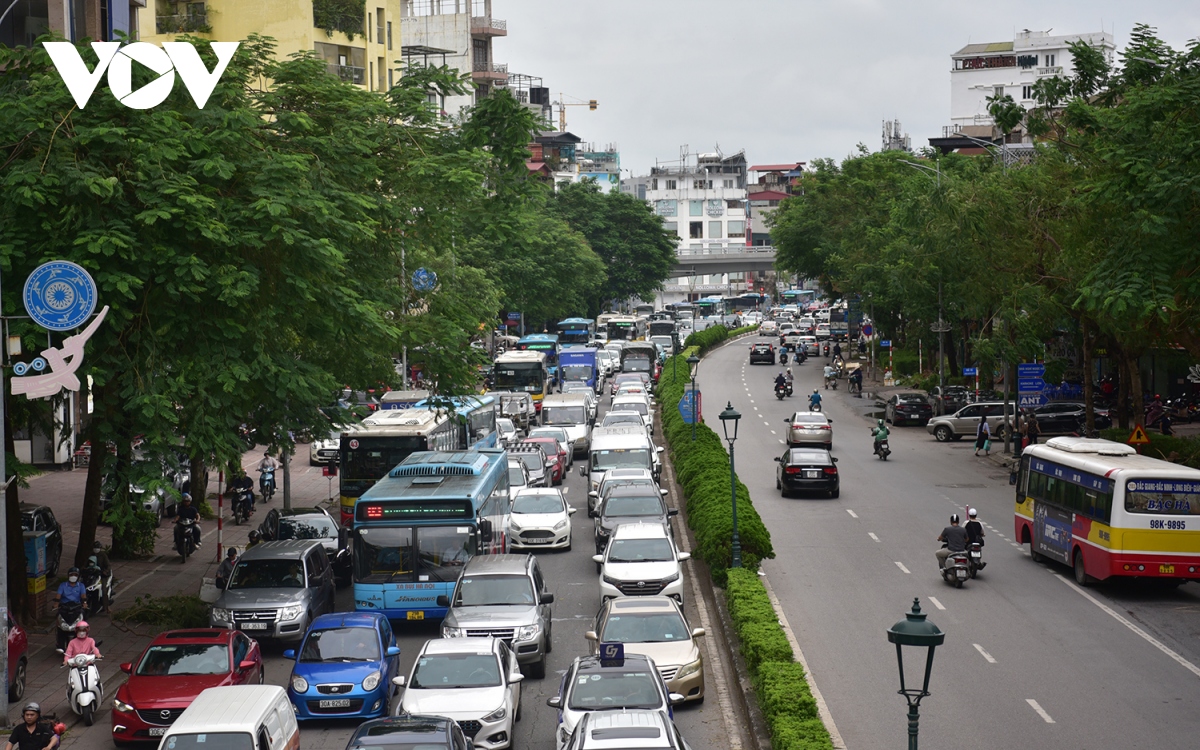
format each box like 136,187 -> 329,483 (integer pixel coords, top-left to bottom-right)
341,437 -> 428,497
353,526 -> 476,583
494,365 -> 545,392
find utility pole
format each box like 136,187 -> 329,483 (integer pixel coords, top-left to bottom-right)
931,283 -> 950,415
282,449 -> 292,511
0,272 -> 8,727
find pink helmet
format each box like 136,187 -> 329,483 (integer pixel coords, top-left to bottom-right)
75,620 -> 89,631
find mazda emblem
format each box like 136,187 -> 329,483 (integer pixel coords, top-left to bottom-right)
160,709 -> 172,720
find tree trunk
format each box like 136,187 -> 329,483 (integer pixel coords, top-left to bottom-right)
1116,349 -> 1130,430
1128,352 -> 1145,427
189,455 -> 207,502
4,396 -> 29,620
75,417 -> 107,570
1082,318 -> 1096,434
946,328 -> 959,379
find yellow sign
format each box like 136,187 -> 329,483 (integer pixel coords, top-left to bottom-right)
407,611 -> 424,620
1127,424 -> 1151,445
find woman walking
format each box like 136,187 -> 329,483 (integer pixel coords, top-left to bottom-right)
974,416 -> 992,457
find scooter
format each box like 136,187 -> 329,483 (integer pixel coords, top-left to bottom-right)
56,600 -> 85,651
967,542 -> 986,578
822,342 -> 830,357
175,518 -> 198,563
58,650 -> 104,726
232,488 -> 255,525
82,563 -> 112,615
940,548 -> 970,588
780,351 -> 788,365
873,439 -> 891,461
259,467 -> 277,502
775,383 -> 788,401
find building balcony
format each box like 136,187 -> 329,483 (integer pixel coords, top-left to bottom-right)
327,63 -> 365,85
156,13 -> 211,34
471,16 -> 507,37
1036,66 -> 1064,77
472,61 -> 508,83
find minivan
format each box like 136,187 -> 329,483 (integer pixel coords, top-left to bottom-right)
580,426 -> 663,493
539,393 -> 593,456
159,685 -> 298,750
209,541 -> 337,643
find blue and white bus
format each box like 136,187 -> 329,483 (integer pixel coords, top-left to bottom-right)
556,318 -> 595,347
412,395 -> 498,450
352,450 -> 511,620
517,334 -> 562,379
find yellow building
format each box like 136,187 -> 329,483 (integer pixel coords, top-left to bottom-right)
139,0 -> 403,92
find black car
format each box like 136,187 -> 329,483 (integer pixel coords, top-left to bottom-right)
594,486 -> 676,556
775,448 -> 839,498
344,715 -> 472,750
885,393 -> 934,425
929,385 -> 969,416
19,504 -> 62,577
257,506 -> 352,584
1029,402 -> 1113,435
749,342 -> 776,365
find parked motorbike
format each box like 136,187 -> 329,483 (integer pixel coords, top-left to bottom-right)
967,542 -> 986,578
58,651 -> 104,726
873,439 -> 891,461
82,563 -> 112,615
259,467 -> 277,502
56,600 -> 85,651
175,518 -> 198,563
232,488 -> 255,525
940,549 -> 970,588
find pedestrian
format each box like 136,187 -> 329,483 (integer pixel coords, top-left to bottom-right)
974,417 -> 992,457
216,547 -> 238,590
5,703 -> 59,750
1015,413 -> 1029,458
1026,412 -> 1040,445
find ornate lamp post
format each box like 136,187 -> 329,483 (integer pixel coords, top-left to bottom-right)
718,402 -> 742,568
687,354 -> 700,441
887,598 -> 945,750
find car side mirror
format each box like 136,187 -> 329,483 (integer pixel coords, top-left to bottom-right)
567,507 -> 577,515
691,628 -> 706,638
667,509 -> 678,517
386,646 -> 401,657
541,592 -> 555,604
584,630 -> 598,641
546,696 -> 562,708
120,662 -> 133,674
392,675 -> 405,688
669,693 -> 686,705
282,650 -> 296,660
678,552 -> 691,562
660,488 -> 668,496
238,659 -> 257,671
832,457 -> 839,463
510,671 -> 524,683
578,466 -> 587,477
592,554 -> 604,564
478,519 -> 493,543
783,418 -> 791,424
656,447 -> 664,453
436,595 -> 450,607
773,456 -> 781,462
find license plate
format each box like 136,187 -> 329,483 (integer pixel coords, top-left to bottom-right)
1159,564 -> 1175,574
239,622 -> 268,630
803,470 -> 820,479
407,611 -> 424,620
318,699 -> 352,708
956,569 -> 967,579
524,538 -> 550,544
148,728 -> 167,737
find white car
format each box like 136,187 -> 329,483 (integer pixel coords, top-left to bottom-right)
308,429 -> 341,465
614,383 -> 653,401
814,323 -> 831,340
610,394 -> 654,432
599,411 -> 650,438
594,523 -> 688,605
528,426 -> 574,468
548,653 -> 680,750
507,459 -> 530,501
497,417 -> 519,446
561,383 -> 599,421
564,710 -> 694,750
393,638 -> 523,750
510,487 -> 576,551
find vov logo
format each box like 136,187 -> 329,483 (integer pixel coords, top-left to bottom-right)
43,41 -> 240,110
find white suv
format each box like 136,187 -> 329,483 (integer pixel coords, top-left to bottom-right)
593,523 -> 688,605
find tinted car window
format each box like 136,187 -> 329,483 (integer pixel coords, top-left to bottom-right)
789,450 -> 831,464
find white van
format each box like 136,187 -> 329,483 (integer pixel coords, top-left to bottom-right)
158,685 -> 298,750
541,393 -> 593,456
581,425 -> 663,493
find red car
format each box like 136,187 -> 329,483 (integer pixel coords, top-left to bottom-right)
111,629 -> 264,745
8,613 -> 27,701
521,436 -> 567,485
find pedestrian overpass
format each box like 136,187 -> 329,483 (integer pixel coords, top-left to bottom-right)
670,244 -> 778,276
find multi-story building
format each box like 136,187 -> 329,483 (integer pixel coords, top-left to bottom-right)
746,162 -> 802,246
139,1 -> 403,93
1,0 -> 143,46
400,0 -> 506,115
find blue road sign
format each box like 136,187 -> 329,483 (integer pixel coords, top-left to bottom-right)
1017,363 -> 1046,379
23,261 -> 98,331
880,339 -> 891,348
678,389 -> 701,424
963,367 -> 978,376
862,324 -> 873,336
1018,378 -> 1047,393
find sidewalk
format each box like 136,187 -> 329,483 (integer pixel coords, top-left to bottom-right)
9,446 -> 337,734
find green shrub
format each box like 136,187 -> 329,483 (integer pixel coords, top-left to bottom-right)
1098,429 -> 1200,469
114,594 -> 211,631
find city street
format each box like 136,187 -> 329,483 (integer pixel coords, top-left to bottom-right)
16,411 -> 731,750
697,336 -> 1200,750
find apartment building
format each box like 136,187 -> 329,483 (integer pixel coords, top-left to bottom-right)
400,0 -> 506,116
1,0 -> 143,46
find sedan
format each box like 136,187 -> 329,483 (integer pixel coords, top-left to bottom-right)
308,429 -> 341,465
797,335 -> 820,357
928,385 -> 968,416
775,448 -> 839,498
345,715 -> 473,750
394,638 -> 523,750
885,393 -> 934,426
586,597 -> 705,702
748,343 -> 775,365
784,411 -> 833,448
1029,401 -> 1113,435
111,629 -> 264,744
285,612 -> 402,720
497,417 -> 520,446
510,488 -> 576,551
527,427 -> 575,467
521,437 -> 567,485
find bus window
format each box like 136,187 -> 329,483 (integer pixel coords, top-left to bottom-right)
354,527 -> 415,583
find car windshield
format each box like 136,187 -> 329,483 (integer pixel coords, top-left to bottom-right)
592,449 -> 650,471
136,644 -> 229,676
608,538 -> 673,563
543,407 -> 586,425
897,395 -> 926,404
603,496 -> 661,517
456,574 -> 535,606
514,452 -> 544,473
568,671 -> 661,710
602,414 -> 642,427
227,559 -> 305,589
612,402 -> 648,416
794,415 -> 826,425
561,366 -> 593,382
507,466 -> 527,486
791,451 -> 830,464
601,612 -> 689,643
158,733 -> 253,750
350,722 -> 454,750
512,493 -> 564,514
527,440 -> 560,457
278,515 -> 337,541
497,418 -> 515,433
300,626 -> 380,662
411,653 -> 501,689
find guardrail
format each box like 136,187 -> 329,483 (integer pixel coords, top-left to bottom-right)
676,245 -> 776,256
156,13 -> 210,34
328,64 -> 365,85
471,16 -> 507,33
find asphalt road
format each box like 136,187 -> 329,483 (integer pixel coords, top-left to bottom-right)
698,336 -> 1200,750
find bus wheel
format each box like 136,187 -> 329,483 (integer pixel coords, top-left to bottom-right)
1073,549 -> 1090,586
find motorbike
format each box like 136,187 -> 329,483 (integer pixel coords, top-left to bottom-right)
175,518 -> 198,563
232,487 -> 255,525
56,600 -> 85,651
259,467 -> 277,502
775,382 -> 788,400
967,542 -> 986,578
82,564 -> 112,615
780,351 -> 788,364
940,548 -> 970,588
58,650 -> 104,726
809,400 -> 822,412
873,438 -> 891,460
822,342 -> 830,357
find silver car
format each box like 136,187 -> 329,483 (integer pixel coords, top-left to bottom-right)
784,411 -> 833,448
925,402 -> 1016,442
209,541 -> 337,644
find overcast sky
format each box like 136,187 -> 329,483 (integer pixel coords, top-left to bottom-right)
498,0 -> 1200,173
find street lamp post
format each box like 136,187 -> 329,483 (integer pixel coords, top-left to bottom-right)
687,354 -> 700,441
887,598 -> 946,750
718,402 -> 742,568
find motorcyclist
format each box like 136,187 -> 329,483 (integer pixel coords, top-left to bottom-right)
54,567 -> 86,609
175,494 -> 202,547
965,507 -> 985,547
257,452 -> 278,492
936,513 -> 969,569
230,471 -> 255,504
849,367 -> 863,395
91,540 -> 111,577
785,368 -> 794,388
62,621 -> 101,664
774,371 -> 788,394
871,419 -> 889,455
247,529 -> 263,548
5,703 -> 59,750
216,547 -> 238,589
809,389 -> 822,411
823,364 -> 836,389
833,342 -> 842,359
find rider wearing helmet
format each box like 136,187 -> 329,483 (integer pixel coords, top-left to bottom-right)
871,418 -> 889,453
54,567 -> 86,608
936,513 -> 969,568
62,621 -> 101,664
247,529 -> 262,548
809,388 -> 822,410
175,494 -> 201,547
785,368 -> 794,386
774,370 -> 787,392
6,702 -> 59,750
965,507 -> 985,547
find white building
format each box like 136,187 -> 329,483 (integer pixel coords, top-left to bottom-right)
400,0 -> 507,117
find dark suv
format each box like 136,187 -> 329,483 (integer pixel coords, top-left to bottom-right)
749,342 -> 776,365
594,486 -> 676,556
929,385 -> 969,416
885,393 -> 934,426
257,507 -> 352,585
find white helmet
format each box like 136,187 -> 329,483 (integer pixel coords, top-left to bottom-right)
968,507 -> 978,518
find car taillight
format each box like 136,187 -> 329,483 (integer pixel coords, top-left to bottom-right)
785,467 -> 802,474
818,425 -> 831,430
822,467 -> 838,475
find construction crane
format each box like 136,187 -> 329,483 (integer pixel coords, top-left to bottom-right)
553,93 -> 597,132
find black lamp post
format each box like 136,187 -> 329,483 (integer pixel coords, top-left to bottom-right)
687,354 -> 700,441
718,401 -> 742,568
887,598 -> 945,750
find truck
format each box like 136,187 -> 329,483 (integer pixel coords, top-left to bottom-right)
558,347 -> 601,392
620,342 -> 659,380
829,307 -> 849,342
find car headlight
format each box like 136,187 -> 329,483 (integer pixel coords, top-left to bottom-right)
482,706 -> 507,723
113,698 -> 135,713
516,624 -> 540,641
596,526 -> 610,538
676,657 -> 703,679
553,519 -> 569,531
291,675 -> 309,693
545,459 -> 556,468
442,626 -> 468,638
362,670 -> 381,691
279,605 -> 304,621
211,607 -> 232,623
662,571 -> 680,584
602,575 -> 621,586
509,519 -> 522,532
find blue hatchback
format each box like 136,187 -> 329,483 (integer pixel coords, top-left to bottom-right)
285,612 -> 401,720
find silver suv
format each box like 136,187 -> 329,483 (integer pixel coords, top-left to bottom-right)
925,402 -> 1016,442
209,540 -> 336,643
439,554 -> 556,679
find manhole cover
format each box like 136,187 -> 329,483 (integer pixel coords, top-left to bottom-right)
935,483 -> 986,489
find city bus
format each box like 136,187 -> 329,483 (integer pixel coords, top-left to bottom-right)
605,315 -> 648,341
517,334 -> 561,379
781,289 -> 818,305
352,450 -> 511,619
648,319 -> 677,338
493,350 -> 549,413
634,303 -> 656,318
556,318 -> 595,347
1015,436 -> 1200,585
412,395 -> 498,451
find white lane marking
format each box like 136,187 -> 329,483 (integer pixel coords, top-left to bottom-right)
928,596 -> 945,611
770,430 -> 777,435
1010,542 -> 1020,547
846,509 -> 858,518
868,532 -> 880,543
1026,699 -> 1055,723
1054,573 -> 1200,678
894,561 -> 911,574
750,399 -> 755,404
779,439 -> 786,444
973,643 -> 997,663
763,421 -> 770,426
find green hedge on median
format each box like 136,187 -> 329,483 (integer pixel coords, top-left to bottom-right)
727,569 -> 833,750
682,323 -> 758,353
